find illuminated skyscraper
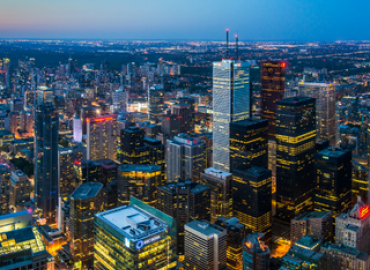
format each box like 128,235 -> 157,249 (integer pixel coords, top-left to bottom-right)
260,60 -> 286,139
144,137 -> 165,183
148,85 -> 164,123
171,97 -> 195,134
94,197 -> 178,270
314,147 -> 352,217
230,118 -> 268,172
213,59 -> 251,172
0,164 -> 10,215
298,82 -> 336,145
119,127 -> 149,164
276,97 -> 316,223
9,170 -> 31,208
200,167 -> 233,223
86,114 -> 117,161
156,179 -> 210,255
352,159 -> 370,205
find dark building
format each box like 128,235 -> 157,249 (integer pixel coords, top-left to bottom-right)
119,127 -> 149,164
230,118 -> 268,172
215,217 -> 249,270
144,137 -> 165,184
242,232 -> 270,270
171,97 -> 195,135
314,147 -> 352,217
162,111 -> 181,139
145,124 -> 161,138
156,179 -> 210,255
148,85 -> 164,124
35,104 -> 59,224
260,60 -> 286,139
0,164 -> 10,215
316,139 -> 330,153
96,159 -> 119,210
276,97 -> 316,223
73,160 -> 102,187
232,166 -> 272,243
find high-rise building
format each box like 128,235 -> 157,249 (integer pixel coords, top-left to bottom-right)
119,127 -> 149,164
156,180 -> 210,255
9,170 -> 31,208
260,60 -> 286,140
298,82 -> 336,145
94,196 -> 178,270
148,85 -> 164,123
314,147 -> 352,217
36,86 -> 54,106
86,114 -> 117,161
165,134 -> 207,183
69,182 -> 104,268
58,145 -> 85,200
232,166 -> 272,242
144,137 -> 165,183
117,164 -> 162,207
161,111 -> 181,139
184,220 -> 227,270
242,232 -> 270,270
95,159 -> 119,210
352,159 -> 370,205
0,164 -> 10,215
73,160 -> 102,187
230,118 -> 268,172
276,97 -> 316,223
335,196 -> 370,254
112,88 -> 127,113
213,59 -> 251,172
200,167 -> 233,223
215,217 -> 249,270
290,211 -> 333,245
35,103 -> 59,224
171,97 -> 195,134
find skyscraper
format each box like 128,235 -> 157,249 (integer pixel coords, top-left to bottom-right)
276,97 -> 316,223
298,82 -> 336,145
9,170 -> 31,208
171,97 -> 195,134
0,164 -> 10,215
156,179 -> 210,255
148,85 -> 164,123
86,114 -> 117,161
165,134 -> 207,183
242,232 -> 270,270
260,60 -> 286,139
184,220 -> 227,270
119,127 -> 149,164
213,59 -> 251,172
144,137 -> 165,183
230,118 -> 268,172
94,197 -> 178,270
35,103 -> 59,224
314,147 -> 352,217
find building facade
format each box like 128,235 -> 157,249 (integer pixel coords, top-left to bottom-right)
9,170 -> 30,208
243,232 -> 270,270
148,85 -> 164,123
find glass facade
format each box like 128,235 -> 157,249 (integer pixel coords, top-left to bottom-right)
119,127 -> 149,165
148,85 -> 164,124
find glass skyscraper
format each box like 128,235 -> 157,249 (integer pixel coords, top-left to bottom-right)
213,60 -> 251,172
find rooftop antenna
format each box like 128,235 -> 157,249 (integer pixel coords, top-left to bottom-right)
226,29 -> 229,59
235,32 -> 239,60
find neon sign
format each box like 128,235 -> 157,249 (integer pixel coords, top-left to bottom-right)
360,206 -> 370,219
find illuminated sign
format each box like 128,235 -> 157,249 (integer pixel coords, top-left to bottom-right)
135,235 -> 161,250
323,156 -> 329,160
125,238 -> 130,248
360,206 -> 370,219
94,116 -> 113,122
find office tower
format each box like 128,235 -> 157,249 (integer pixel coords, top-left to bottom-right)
276,97 -> 316,223
156,180 -> 210,255
166,134 -> 207,183
230,118 -> 268,172
215,217 -> 248,270
260,60 -> 286,139
148,85 -> 164,123
73,160 -> 102,186
316,139 -> 330,153
36,85 -> 53,106
290,211 -> 333,245
144,137 -> 165,183
298,82 -> 336,145
320,242 -> 370,270
162,111 -> 180,139
171,97 -> 195,134
200,167 -> 233,222
352,159 -> 370,205
213,59 -> 251,172
112,89 -> 127,112
119,127 -> 149,164
35,103 -> 59,224
146,124 -> 161,138
9,112 -> 18,135
96,159 -> 119,210
70,182 -> 104,268
9,170 -> 30,208
232,166 -> 272,243
268,139 -> 277,217
184,220 -> 227,270
117,164 -> 161,207
0,226 -> 54,269
0,164 -> 10,215
314,147 -> 352,217
94,197 -> 178,270
242,233 -> 270,270
58,145 -> 85,200
86,114 -> 117,161
335,196 -> 370,254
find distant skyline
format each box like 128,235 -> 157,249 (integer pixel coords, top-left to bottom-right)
1,0 -> 369,41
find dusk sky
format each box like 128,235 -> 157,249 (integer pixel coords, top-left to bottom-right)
1,0 -> 369,41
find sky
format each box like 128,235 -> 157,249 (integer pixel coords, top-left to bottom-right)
0,0 -> 369,41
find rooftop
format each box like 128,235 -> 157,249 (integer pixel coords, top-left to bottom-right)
204,167 -> 232,180
118,164 -> 160,173
71,182 -> 103,200
185,220 -> 225,238
277,96 -> 314,106
230,118 -> 268,128
318,147 -> 349,158
293,211 -> 332,221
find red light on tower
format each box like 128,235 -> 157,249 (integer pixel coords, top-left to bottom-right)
281,62 -> 286,68
360,206 -> 370,219
177,116 -> 181,119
